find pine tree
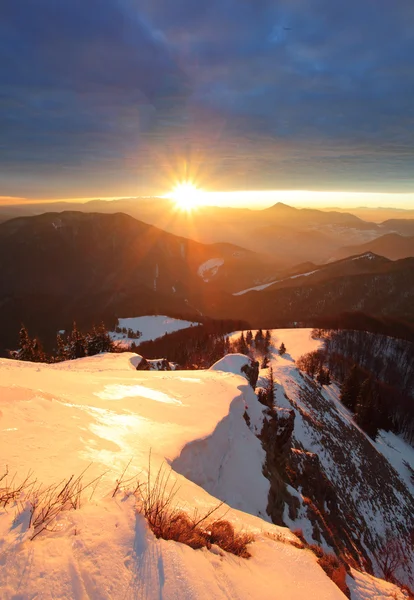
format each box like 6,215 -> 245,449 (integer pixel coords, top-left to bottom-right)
264,330 -> 272,352
317,367 -> 331,386
340,365 -> 360,411
15,326 -> 34,361
86,323 -> 114,356
246,330 -> 253,347
237,332 -> 248,355
254,329 -> 264,352
67,323 -> 86,359
265,366 -> 275,408
261,355 -> 269,369
279,342 -> 286,356
355,377 -> 379,439
56,334 -> 69,362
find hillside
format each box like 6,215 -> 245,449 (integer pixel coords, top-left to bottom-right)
208,255 -> 414,326
331,234 -> 414,262
0,200 -> 384,266
0,211 -> 279,353
0,345 -> 409,599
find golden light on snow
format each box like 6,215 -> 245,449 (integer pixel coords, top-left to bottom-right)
168,182 -> 205,212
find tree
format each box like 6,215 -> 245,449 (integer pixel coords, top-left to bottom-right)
254,329 -> 264,352
237,332 -> 248,355
259,366 -> 275,408
355,377 -> 379,439
13,326 -> 34,361
279,342 -> 286,356
340,365 -> 360,412
261,355 -> 269,369
317,367 -> 331,386
10,326 -> 46,362
56,333 -> 68,362
67,323 -> 86,359
86,323 -> 115,355
246,330 -> 253,347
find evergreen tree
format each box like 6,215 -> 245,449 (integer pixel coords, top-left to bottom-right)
254,329 -> 264,352
15,326 -> 34,361
237,332 -> 248,355
279,342 -> 286,356
246,330 -> 253,347
11,326 -> 46,362
261,355 -> 269,369
86,323 -> 115,356
340,365 -> 360,412
264,330 -> 272,352
355,377 -> 379,439
264,366 -> 275,408
67,323 -> 86,359
317,367 -> 331,386
56,334 -> 68,362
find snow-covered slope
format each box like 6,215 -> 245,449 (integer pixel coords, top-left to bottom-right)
251,329 -> 414,590
110,315 -> 200,346
0,353 -> 350,599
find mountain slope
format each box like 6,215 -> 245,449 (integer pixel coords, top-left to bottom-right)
380,219 -> 414,236
0,199 -> 383,266
331,233 -> 414,261
0,353 -> 349,600
0,347 -> 408,598
229,329 -> 414,590
0,211 -> 278,352
208,255 -> 414,325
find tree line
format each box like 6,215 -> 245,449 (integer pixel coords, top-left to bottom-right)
133,319 -> 250,369
297,330 -> 414,445
9,323 -> 116,363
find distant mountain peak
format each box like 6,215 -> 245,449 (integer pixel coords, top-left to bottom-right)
265,202 -> 297,211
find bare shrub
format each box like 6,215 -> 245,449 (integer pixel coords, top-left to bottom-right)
314,548 -> 350,597
0,466 -> 35,508
135,459 -> 254,558
210,520 -> 254,558
28,467 -> 105,540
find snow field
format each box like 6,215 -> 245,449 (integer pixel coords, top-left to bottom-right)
110,315 -> 200,346
0,352 -> 346,599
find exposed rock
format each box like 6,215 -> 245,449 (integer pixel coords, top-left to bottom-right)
241,360 -> 260,389
136,357 -> 172,371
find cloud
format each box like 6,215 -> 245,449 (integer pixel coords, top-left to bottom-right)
1,0 -> 414,195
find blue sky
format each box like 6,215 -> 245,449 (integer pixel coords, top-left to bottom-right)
1,0 -> 414,206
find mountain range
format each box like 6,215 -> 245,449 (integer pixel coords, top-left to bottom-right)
0,209 -> 413,354
1,199 -> 414,267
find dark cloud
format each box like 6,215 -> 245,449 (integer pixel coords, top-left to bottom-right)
1,0 -> 413,196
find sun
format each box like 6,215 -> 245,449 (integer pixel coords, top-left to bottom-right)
169,182 -> 204,211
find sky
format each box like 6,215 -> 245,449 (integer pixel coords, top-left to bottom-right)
1,0 -> 414,208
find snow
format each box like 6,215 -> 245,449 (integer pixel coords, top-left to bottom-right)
233,279 -> 282,295
210,352 -> 254,374
352,252 -> 377,261
348,569 -> 408,599
110,315 -> 200,345
0,353 -> 347,599
375,430 -> 414,496
233,270 -> 319,296
197,258 -> 224,282
228,328 -> 321,361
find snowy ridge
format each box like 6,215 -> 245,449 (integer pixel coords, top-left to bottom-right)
0,353 -> 346,599
0,343 -> 409,598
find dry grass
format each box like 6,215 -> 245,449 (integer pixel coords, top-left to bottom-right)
1,464 -> 106,540
28,466 -> 105,539
134,458 -> 254,558
316,549 -> 350,597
